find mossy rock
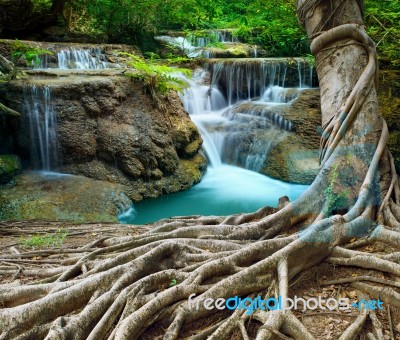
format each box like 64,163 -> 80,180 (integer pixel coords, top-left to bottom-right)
0,172 -> 132,222
0,154 -> 21,184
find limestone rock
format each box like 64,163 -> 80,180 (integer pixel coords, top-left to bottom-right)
1,72 -> 207,202
0,172 -> 131,222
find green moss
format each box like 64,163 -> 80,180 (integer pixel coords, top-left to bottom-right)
180,154 -> 207,183
0,155 -> 21,184
206,46 -> 249,58
20,230 -> 68,249
184,139 -> 202,156
226,46 -> 248,57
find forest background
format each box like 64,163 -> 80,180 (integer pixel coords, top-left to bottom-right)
0,0 -> 399,69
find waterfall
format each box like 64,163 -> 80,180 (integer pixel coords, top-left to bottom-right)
179,70 -> 226,166
23,85 -> 59,170
252,46 -> 258,58
156,30 -> 240,58
155,36 -> 203,58
57,48 -> 118,69
37,47 -> 119,69
207,58 -> 314,105
190,29 -> 240,47
179,59 -> 310,173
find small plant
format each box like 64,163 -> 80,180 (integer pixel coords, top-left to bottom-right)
144,52 -> 161,61
306,53 -> 315,66
120,52 -> 191,95
20,230 -> 68,249
166,56 -> 190,65
170,278 -> 177,287
10,39 -> 53,68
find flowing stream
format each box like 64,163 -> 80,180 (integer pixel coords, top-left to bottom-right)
119,61 -> 311,224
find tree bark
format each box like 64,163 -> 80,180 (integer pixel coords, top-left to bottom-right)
0,1 -> 399,339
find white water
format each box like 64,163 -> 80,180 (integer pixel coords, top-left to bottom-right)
191,30 -> 240,47
38,47 -> 120,69
23,85 -> 60,170
119,64 -> 310,224
59,48 -> 120,69
155,30 -> 240,58
155,36 -> 205,58
182,69 -> 304,169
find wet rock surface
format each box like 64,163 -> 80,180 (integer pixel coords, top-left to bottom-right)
202,43 -> 266,59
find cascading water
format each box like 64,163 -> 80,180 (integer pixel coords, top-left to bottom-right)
206,58 -> 314,103
37,47 -> 119,69
191,59 -> 313,170
119,59 -> 311,224
155,36 -> 204,58
23,85 -> 60,170
155,30 -> 241,59
191,30 -> 240,47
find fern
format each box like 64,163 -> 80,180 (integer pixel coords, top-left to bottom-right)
120,52 -> 191,95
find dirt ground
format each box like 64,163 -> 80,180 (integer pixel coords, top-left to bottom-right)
1,220 -> 400,339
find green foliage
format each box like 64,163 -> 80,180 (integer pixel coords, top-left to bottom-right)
144,52 -> 161,61
20,230 -> 68,249
169,278 -> 177,286
31,0 -> 52,13
11,0 -> 399,65
166,56 -> 191,65
365,0 -> 400,68
121,53 -> 191,95
10,40 -> 53,68
306,54 -> 315,66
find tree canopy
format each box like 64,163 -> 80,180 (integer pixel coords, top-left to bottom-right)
1,0 -> 398,65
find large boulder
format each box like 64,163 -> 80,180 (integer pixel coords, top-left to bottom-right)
0,71 -> 207,202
